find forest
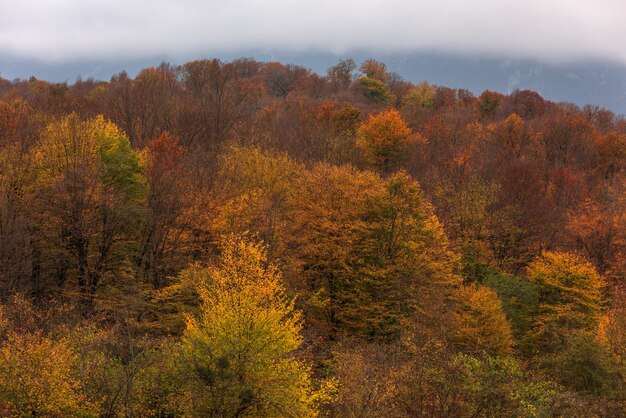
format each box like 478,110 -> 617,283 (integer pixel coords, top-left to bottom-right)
0,57 -> 624,416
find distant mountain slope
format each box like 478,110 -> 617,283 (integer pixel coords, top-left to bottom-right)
2,51 -> 625,115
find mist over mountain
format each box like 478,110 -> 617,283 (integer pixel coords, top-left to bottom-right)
2,51 -> 625,115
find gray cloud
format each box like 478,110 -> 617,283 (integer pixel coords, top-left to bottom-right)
1,0 -> 625,63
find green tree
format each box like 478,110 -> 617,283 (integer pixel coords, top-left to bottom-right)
357,76 -> 392,104
482,270 -> 540,345
453,354 -> 562,418
477,90 -> 502,118
549,332 -> 616,395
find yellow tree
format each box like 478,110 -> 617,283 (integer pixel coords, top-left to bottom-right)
357,109 -> 418,174
178,235 -> 316,417
212,146 -> 302,259
403,82 -> 436,111
451,284 -> 513,356
0,302 -> 97,416
0,333 -> 96,416
524,251 -> 604,351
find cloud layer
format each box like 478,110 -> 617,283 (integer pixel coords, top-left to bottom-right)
1,0 -> 625,63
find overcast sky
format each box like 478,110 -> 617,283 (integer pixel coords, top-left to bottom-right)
1,0 -> 625,64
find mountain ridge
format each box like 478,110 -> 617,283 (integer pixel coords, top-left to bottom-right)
2,51 -> 625,115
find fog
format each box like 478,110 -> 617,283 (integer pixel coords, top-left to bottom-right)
1,0 -> 625,64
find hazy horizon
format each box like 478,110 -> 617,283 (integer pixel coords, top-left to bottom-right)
2,1 -> 625,113
2,1 -> 626,64
2,50 -> 625,116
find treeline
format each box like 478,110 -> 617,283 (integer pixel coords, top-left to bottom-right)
0,58 -> 624,416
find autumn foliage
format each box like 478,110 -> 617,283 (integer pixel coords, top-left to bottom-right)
0,58 -> 624,415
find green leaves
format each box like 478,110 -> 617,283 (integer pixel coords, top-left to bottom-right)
97,124 -> 145,199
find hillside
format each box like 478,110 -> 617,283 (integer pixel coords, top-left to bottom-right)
0,57 -> 624,415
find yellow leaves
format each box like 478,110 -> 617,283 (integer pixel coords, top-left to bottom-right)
358,109 -> 412,147
35,114 -> 118,179
598,287 -> 626,377
403,82 -> 436,110
525,251 -> 605,349
178,235 -> 317,416
526,252 -> 603,299
360,59 -> 389,82
451,284 -> 513,356
212,146 -> 302,252
218,145 -> 301,196
0,333 -> 96,416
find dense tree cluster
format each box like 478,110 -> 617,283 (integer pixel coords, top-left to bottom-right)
0,58 -> 624,415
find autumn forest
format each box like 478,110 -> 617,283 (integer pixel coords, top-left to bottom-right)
0,58 -> 624,416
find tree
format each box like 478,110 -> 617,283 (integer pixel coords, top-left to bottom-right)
481,270 -> 540,345
0,333 -> 96,416
356,76 -> 392,104
357,109 -> 417,173
594,131 -> 626,180
451,284 -> 513,356
177,235 -> 316,417
359,59 -> 389,82
392,340 -> 572,418
326,58 -> 356,90
501,89 -> 547,120
487,113 -> 538,162
330,341 -> 399,417
105,64 -> 180,148
212,146 -> 302,259
178,59 -> 261,153
452,354 -> 563,418
0,99 -> 35,146
566,196 -> 625,276
33,114 -> 145,305
600,285 -> 626,394
524,252 -> 604,351
477,90 -> 502,119
0,143 -> 35,294
401,82 -> 437,126
539,111 -> 596,169
488,161 -> 554,270
403,82 -> 436,111
0,301 -> 97,416
138,132 -> 189,287
549,332 -> 616,395
286,166 -> 460,339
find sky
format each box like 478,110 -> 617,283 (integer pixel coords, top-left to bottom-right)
1,0 -> 626,64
